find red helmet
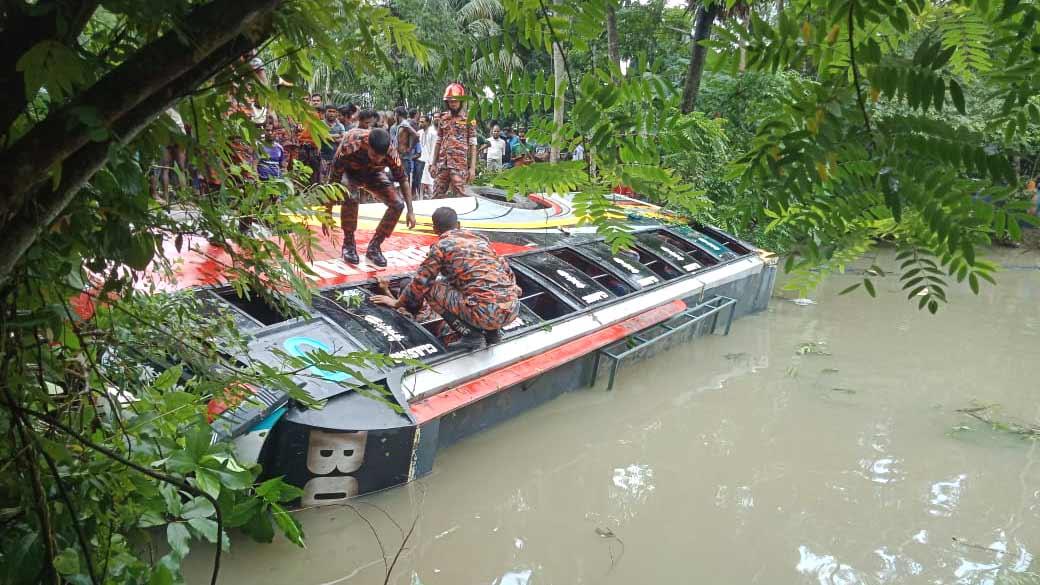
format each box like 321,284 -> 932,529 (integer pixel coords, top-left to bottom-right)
443,83 -> 466,100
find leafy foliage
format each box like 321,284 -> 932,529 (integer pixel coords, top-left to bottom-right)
0,1 -> 424,584
708,0 -> 1039,303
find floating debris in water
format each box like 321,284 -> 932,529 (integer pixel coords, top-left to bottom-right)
956,404 -> 1040,439
831,388 -> 857,395
791,298 -> 818,306
785,366 -> 799,378
724,352 -> 748,361
796,341 -> 832,356
821,368 -> 840,374
594,527 -> 625,573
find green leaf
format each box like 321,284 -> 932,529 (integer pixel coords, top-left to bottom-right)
167,523 -> 192,559
181,496 -> 215,519
949,80 -> 966,114
53,548 -> 80,575
165,450 -> 197,475
125,233 -> 156,270
863,278 -> 876,298
838,283 -> 861,295
138,510 -> 166,528
149,565 -> 175,585
16,40 -> 88,100
242,508 -> 275,543
255,477 -> 304,503
271,503 -> 304,547
159,483 -> 183,515
194,468 -> 221,499
153,364 -> 183,391
187,518 -> 219,543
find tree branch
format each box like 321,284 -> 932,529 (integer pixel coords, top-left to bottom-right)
0,31 -> 264,288
0,0 -> 280,222
848,1 -> 872,134
15,404 -> 227,585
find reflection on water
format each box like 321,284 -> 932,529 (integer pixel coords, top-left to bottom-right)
930,474 -> 968,517
184,250 -> 1040,584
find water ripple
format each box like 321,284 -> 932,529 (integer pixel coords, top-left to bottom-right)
929,474 -> 968,517
795,545 -> 867,585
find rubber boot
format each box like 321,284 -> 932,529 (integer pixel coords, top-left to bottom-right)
443,314 -> 486,351
341,233 -> 359,265
483,328 -> 503,345
366,234 -> 387,267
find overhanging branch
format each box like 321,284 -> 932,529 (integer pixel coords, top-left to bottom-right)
0,0 -> 280,222
0,33 -> 262,288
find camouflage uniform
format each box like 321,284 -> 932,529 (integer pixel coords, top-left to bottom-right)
432,112 -> 475,198
330,128 -> 408,239
399,229 -> 521,332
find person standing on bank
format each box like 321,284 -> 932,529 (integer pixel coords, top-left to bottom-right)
325,127 -> 416,267
371,207 -> 520,350
430,83 -> 477,198
418,114 -> 438,199
485,124 -> 507,172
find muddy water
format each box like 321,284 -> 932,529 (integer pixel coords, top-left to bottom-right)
185,250 -> 1040,585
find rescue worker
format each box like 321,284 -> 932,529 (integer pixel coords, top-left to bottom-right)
371,207 -> 520,350
325,127 -> 416,267
430,83 -> 477,198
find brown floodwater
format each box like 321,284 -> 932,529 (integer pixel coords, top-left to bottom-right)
185,249 -> 1040,585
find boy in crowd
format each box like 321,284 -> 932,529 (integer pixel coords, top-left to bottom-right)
319,104 -> 346,182
484,124 -> 507,172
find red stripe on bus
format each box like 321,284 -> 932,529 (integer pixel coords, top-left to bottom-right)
410,299 -> 686,423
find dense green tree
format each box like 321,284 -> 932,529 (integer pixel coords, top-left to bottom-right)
0,2 -> 422,584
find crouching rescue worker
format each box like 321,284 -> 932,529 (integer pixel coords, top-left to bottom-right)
371,207 -> 520,350
325,127 -> 416,267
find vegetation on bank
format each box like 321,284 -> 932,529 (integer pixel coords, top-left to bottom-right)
2,1 -> 1040,584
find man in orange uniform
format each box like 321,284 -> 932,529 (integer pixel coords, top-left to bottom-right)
372,207 -> 520,350
326,127 -> 416,267
430,83 -> 477,198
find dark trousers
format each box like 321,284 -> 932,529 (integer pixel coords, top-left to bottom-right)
407,159 -> 424,195
342,173 -> 404,240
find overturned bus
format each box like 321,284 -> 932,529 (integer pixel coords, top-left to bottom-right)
172,190 -> 776,506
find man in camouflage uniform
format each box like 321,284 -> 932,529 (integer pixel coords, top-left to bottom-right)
372,207 -> 520,350
325,127 -> 416,267
430,83 -> 477,199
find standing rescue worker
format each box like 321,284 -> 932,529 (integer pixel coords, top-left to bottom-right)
371,207 -> 521,350
325,127 -> 416,267
430,83 -> 477,198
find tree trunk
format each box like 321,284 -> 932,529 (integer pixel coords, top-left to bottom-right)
0,34 -> 262,290
550,27 -> 565,163
0,0 -> 279,288
680,1 -> 720,114
0,0 -> 278,220
646,0 -> 665,67
606,3 -> 621,78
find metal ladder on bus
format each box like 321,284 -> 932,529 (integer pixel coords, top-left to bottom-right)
591,295 -> 738,391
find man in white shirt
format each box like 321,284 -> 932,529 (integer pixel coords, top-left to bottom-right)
418,115 -> 438,199
485,124 -> 507,172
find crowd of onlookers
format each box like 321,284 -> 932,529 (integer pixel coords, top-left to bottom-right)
150,89 -> 583,201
